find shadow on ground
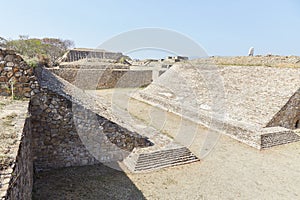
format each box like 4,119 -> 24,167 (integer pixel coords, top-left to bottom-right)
32,164 -> 145,200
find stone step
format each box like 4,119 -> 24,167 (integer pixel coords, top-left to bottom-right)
134,156 -> 199,172
125,147 -> 192,166
135,155 -> 198,170
137,148 -> 192,161
136,153 -> 198,166
136,151 -> 195,165
124,147 -> 199,172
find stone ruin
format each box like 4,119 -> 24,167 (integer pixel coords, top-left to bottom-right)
0,49 -> 34,98
0,49 -> 198,199
134,60 -> 300,149
52,48 -> 155,89
58,48 -> 123,62
1,48 -> 300,199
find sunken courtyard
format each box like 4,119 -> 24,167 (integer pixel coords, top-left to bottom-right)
1,48 -> 300,199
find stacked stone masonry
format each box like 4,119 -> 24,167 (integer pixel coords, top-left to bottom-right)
4,119 -> 33,200
50,68 -> 153,89
0,49 -> 153,199
30,87 -> 153,170
0,110 -> 33,200
267,88 -> 300,129
0,49 -> 34,98
30,66 -> 153,171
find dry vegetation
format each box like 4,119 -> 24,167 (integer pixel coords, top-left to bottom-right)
0,97 -> 18,170
196,55 -> 300,68
0,113 -> 18,170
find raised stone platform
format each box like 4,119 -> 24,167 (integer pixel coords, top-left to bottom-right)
134,62 -> 300,149
59,48 -> 123,62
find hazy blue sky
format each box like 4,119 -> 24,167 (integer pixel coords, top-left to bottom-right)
1,0 -> 300,57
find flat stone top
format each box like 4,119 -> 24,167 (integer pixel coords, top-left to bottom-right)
71,48 -> 107,52
138,62 -> 300,128
197,55 -> 300,68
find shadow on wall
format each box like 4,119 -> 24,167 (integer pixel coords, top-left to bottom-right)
32,164 -> 145,200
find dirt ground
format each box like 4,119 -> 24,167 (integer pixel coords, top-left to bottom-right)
32,88 -> 300,200
0,97 -> 28,170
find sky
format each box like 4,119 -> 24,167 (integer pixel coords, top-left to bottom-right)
1,0 -> 300,58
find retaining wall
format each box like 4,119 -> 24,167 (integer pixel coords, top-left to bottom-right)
0,51 -> 153,198
0,48 -> 34,98
49,68 -> 153,89
30,67 -> 153,170
1,116 -> 33,200
267,88 -> 300,129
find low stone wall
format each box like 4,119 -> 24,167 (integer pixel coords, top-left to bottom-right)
267,88 -> 300,129
135,91 -> 300,149
0,48 -> 34,98
30,67 -> 153,170
261,127 -> 300,148
1,117 -> 33,200
49,68 -> 153,89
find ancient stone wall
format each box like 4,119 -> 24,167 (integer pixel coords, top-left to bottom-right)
0,48 -> 34,98
267,88 -> 300,130
49,68 -> 153,89
1,118 -> 33,200
30,67 -> 153,170
60,49 -> 123,62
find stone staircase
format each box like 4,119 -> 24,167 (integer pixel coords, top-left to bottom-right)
87,90 -> 200,173
124,147 -> 199,172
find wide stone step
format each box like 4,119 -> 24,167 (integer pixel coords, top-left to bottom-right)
124,147 -> 199,172
134,156 -> 199,171
136,151 -> 195,164
137,147 -> 191,160
135,155 -> 198,170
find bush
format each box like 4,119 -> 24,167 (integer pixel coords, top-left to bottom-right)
25,57 -> 39,68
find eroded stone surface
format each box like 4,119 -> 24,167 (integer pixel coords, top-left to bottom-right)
135,62 -> 300,148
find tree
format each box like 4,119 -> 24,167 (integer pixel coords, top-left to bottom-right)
41,38 -> 74,63
3,35 -> 74,66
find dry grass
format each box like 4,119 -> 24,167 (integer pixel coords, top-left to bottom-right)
0,105 -> 18,170
195,55 -> 300,68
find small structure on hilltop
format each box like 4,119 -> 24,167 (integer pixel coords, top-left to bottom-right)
165,55 -> 189,62
248,47 -> 254,56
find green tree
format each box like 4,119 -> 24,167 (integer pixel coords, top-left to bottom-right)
3,35 -> 74,66
41,38 -> 74,64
